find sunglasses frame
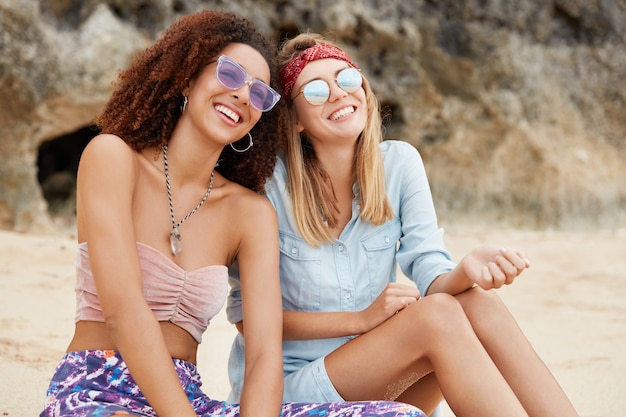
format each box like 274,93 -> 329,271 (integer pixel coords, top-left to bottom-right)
293,67 -> 363,106
215,55 -> 281,112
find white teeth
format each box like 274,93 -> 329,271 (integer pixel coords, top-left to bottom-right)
215,104 -> 240,123
330,106 -> 354,121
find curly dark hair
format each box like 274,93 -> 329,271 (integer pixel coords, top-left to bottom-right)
95,9 -> 286,193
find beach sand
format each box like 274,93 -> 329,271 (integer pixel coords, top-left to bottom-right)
1,226 -> 624,416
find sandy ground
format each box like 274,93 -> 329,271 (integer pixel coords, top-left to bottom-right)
1,225 -> 624,416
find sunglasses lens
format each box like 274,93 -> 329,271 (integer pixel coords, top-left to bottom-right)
337,68 -> 362,92
250,82 -> 280,112
217,58 -> 246,89
217,56 -> 280,112
299,68 -> 362,105
302,80 -> 330,105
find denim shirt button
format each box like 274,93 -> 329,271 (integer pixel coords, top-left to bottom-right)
344,292 -> 352,299
384,236 -> 390,243
338,245 -> 344,251
291,247 -> 298,255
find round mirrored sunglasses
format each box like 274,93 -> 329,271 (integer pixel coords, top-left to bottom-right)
294,67 -> 362,105
216,55 -> 281,112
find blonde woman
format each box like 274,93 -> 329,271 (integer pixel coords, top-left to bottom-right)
227,33 -> 580,417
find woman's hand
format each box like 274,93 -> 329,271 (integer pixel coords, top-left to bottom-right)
359,283 -> 421,333
461,245 -> 530,290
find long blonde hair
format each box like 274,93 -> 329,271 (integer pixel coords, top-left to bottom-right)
278,33 -> 393,246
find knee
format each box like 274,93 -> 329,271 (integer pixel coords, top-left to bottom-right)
419,292 -> 461,313
395,294 -> 478,354
458,286 -> 509,317
457,287 -> 517,331
407,293 -> 470,335
465,286 -> 502,304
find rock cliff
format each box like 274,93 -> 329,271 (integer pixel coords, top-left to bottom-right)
1,0 -> 624,232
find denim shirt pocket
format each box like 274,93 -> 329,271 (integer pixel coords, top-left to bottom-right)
279,232 -> 322,310
360,220 -> 402,300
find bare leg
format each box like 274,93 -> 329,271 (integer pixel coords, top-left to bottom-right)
324,293 -> 529,417
395,372 -> 442,416
455,287 -> 580,417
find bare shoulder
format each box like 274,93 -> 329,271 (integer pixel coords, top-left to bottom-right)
75,134 -> 140,241
227,182 -> 275,217
78,134 -> 139,180
76,134 -> 139,204
81,134 -> 136,163
221,182 -> 278,267
218,180 -> 277,231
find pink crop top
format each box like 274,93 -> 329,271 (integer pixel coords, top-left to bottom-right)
74,241 -> 228,343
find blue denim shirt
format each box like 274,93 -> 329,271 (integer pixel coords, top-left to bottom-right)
226,140 -> 455,376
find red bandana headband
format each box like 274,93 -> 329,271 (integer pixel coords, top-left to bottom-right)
280,43 -> 359,98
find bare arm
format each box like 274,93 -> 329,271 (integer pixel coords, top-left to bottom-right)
236,196 -> 283,417
77,135 -> 196,417
427,245 -> 531,295
283,282 -> 421,340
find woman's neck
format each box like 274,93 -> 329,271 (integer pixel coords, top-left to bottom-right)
165,131 -> 221,187
314,141 -> 356,183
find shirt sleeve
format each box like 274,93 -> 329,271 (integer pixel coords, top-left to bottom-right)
389,141 -> 457,295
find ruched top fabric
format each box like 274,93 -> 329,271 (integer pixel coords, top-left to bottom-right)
74,241 -> 228,343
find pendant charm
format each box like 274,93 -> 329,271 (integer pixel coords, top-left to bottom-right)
169,228 -> 183,256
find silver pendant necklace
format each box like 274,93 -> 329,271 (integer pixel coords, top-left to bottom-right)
163,145 -> 214,256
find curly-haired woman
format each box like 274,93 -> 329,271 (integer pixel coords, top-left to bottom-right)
39,10 -> 425,417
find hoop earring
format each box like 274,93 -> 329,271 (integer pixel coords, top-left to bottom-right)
230,133 -> 253,153
181,96 -> 188,113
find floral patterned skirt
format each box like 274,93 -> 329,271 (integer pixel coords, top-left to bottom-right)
40,350 -> 425,417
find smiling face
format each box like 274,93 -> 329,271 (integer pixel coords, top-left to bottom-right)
183,42 -> 271,147
291,58 -> 367,147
